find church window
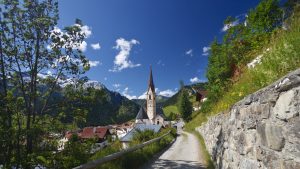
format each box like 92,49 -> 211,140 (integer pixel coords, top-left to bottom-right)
149,95 -> 151,100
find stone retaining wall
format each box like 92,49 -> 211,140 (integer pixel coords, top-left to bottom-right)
196,69 -> 300,169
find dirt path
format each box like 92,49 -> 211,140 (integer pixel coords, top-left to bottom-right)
142,128 -> 206,169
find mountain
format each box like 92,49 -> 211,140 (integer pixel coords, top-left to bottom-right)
162,82 -> 207,107
58,81 -> 140,126
3,73 -> 139,126
132,94 -> 170,107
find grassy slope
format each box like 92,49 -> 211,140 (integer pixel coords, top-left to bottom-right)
180,11 -> 300,169
186,10 -> 300,131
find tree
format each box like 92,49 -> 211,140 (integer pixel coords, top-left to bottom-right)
177,87 -> 193,121
0,0 -> 91,167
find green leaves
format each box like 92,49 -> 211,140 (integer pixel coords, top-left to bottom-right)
177,89 -> 193,121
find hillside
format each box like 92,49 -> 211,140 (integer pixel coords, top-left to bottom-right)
132,95 -> 169,107
4,75 -> 140,126
58,81 -> 139,126
162,82 -> 207,120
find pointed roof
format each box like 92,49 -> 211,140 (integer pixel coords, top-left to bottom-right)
136,106 -> 149,119
148,66 -> 155,91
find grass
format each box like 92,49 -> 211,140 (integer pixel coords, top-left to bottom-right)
186,10 -> 300,130
183,10 -> 300,169
90,128 -> 177,169
191,131 -> 215,169
163,105 -> 178,119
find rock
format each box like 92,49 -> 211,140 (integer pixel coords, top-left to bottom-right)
282,160 -> 300,169
253,103 -> 270,119
275,72 -> 300,92
257,122 -> 285,151
274,88 -> 300,120
196,69 -> 300,169
239,158 -> 258,169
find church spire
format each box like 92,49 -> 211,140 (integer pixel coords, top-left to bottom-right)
148,65 -> 155,92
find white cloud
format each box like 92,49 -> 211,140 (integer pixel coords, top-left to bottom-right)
202,46 -> 211,56
158,89 -> 177,97
190,77 -> 201,83
91,43 -> 101,50
109,38 -> 141,72
222,20 -> 239,32
78,41 -> 87,52
138,91 -> 147,99
77,25 -> 92,38
185,49 -> 193,56
89,60 -> 101,67
122,87 -> 137,100
112,83 -> 121,88
49,25 -> 91,52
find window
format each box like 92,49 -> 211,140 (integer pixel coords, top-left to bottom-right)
149,95 -> 151,100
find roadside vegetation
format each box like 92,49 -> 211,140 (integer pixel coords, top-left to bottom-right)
90,128 -> 176,169
171,1 -> 300,168
186,0 -> 300,131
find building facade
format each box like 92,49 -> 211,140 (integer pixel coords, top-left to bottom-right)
135,67 -> 165,125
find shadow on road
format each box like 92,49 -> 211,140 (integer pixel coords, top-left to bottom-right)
148,159 -> 206,169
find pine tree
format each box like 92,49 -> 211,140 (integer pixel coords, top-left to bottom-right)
177,88 -> 193,121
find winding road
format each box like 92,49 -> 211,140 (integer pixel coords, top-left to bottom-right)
142,124 -> 206,169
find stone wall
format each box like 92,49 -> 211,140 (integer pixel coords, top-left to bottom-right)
196,69 -> 300,169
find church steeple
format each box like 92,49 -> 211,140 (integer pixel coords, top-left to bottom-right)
148,66 -> 155,92
146,66 -> 156,122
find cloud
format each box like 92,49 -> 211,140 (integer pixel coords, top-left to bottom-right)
158,89 -> 177,97
89,60 -> 101,67
185,49 -> 193,56
78,25 -> 92,38
222,20 -> 239,32
202,46 -> 211,56
91,43 -> 101,50
109,38 -> 141,72
190,77 -> 202,83
78,41 -> 88,52
112,83 -> 121,88
104,77 -> 107,81
49,25 -> 91,52
112,83 -> 121,92
138,91 -> 147,99
122,87 -> 137,100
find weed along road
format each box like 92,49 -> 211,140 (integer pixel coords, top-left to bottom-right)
142,126 -> 206,169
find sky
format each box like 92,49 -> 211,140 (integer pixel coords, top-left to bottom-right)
57,0 -> 261,99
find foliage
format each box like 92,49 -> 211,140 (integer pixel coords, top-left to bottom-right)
177,88 -> 193,121
187,0 -> 300,131
132,129 -> 155,144
163,105 -> 179,120
0,0 -> 92,167
90,128 -> 176,169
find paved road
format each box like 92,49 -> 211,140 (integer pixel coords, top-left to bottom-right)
142,127 -> 206,169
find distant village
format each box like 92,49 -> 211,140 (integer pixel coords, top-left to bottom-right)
58,67 -> 207,151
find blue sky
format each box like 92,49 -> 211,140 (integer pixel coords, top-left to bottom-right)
58,0 -> 260,99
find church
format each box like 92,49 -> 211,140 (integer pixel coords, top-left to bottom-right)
135,67 -> 166,125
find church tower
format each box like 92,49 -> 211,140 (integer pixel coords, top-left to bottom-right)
146,66 -> 156,123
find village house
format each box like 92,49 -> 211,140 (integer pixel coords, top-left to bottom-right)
120,123 -> 162,149
58,126 -> 111,151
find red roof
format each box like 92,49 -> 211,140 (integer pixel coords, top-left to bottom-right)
80,127 -> 94,139
94,127 -> 108,139
79,127 -> 109,139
